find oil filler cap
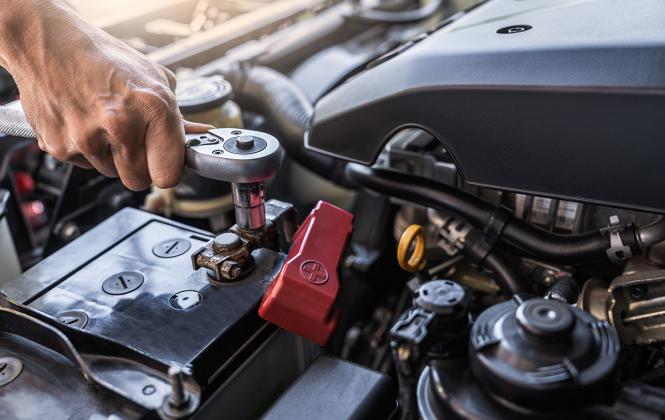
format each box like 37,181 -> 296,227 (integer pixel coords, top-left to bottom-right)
259,201 -> 353,345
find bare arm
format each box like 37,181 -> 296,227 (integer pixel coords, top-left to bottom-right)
0,0 -> 210,190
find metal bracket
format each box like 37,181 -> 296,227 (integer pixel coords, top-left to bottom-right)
0,293 -> 201,416
602,215 -> 633,263
438,217 -> 473,256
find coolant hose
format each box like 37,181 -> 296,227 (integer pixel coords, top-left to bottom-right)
0,104 -> 35,138
639,217 -> 665,248
220,65 -> 347,184
346,164 -> 665,264
483,250 -> 528,295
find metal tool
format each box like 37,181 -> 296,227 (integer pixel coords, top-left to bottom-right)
0,106 -> 284,231
184,128 -> 283,231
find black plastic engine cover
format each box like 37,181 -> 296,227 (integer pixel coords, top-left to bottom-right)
307,0 -> 665,213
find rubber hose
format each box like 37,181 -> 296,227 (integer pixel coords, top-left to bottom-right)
462,227 -> 528,295
0,104 -> 35,138
345,164 -> 665,264
482,251 -> 529,295
220,65 -> 347,184
639,217 -> 665,248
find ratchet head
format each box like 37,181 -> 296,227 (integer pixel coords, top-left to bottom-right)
184,128 -> 283,184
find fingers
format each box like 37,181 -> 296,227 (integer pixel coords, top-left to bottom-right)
102,112 -> 152,191
40,106 -> 190,191
72,130 -> 119,179
145,117 -> 185,189
140,87 -> 185,189
162,66 -> 177,91
67,154 -> 94,170
184,120 -> 214,133
29,70 -> 195,191
111,141 -> 150,191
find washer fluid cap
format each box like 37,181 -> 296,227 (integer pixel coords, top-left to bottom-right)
176,75 -> 233,114
469,297 -> 620,410
414,279 -> 468,317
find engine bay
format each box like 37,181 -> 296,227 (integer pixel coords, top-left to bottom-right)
1,0 -> 665,419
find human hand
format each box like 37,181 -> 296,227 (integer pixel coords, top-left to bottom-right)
0,0 -> 212,190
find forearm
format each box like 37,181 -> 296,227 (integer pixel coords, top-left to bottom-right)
0,0 -> 91,80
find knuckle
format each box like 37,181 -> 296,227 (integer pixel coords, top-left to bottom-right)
152,171 -> 181,189
100,117 -> 128,140
124,178 -> 151,192
163,67 -> 177,88
146,84 -> 176,107
109,142 -> 137,163
71,134 -> 99,156
43,142 -> 70,160
135,85 -> 180,123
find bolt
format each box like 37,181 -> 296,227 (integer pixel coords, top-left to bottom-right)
630,284 -> 648,299
167,365 -> 191,408
60,222 -> 80,241
213,232 -> 242,253
231,130 -> 242,135
397,346 -> 411,362
212,149 -> 223,155
542,274 -> 557,287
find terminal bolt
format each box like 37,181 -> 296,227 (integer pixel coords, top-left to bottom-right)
191,231 -> 253,284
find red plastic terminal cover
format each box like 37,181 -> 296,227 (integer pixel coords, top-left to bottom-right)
259,200 -> 354,345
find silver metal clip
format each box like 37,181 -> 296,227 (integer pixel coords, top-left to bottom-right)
603,215 -> 633,263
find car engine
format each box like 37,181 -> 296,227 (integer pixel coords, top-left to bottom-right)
1,0 -> 665,419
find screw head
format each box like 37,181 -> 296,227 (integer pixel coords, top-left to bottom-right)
497,25 -> 532,34
212,149 -> 223,155
142,384 -> 157,395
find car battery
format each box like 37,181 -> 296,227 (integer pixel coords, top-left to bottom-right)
0,207 -> 290,418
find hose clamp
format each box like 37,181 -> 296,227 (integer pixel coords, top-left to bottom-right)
601,215 -> 633,263
483,206 -> 512,251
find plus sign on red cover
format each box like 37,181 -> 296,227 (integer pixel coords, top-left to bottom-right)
259,200 -> 353,345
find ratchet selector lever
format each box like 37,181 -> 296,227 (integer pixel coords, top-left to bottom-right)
184,128 -> 283,231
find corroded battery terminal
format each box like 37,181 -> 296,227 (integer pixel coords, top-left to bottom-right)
184,129 -> 284,283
